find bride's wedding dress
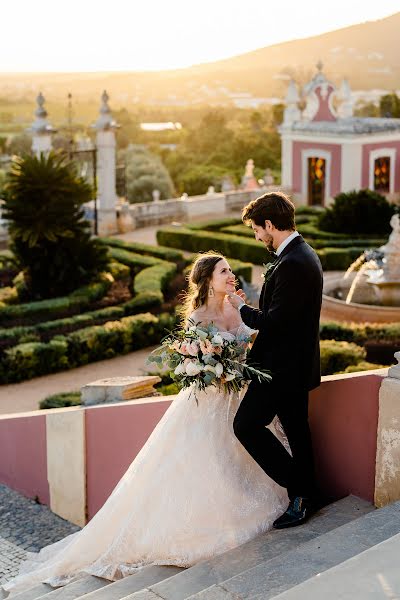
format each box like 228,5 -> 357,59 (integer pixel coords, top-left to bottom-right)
3,323 -> 288,596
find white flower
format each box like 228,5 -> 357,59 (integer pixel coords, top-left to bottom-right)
204,364 -> 216,374
174,362 -> 186,375
196,329 -> 208,340
189,325 -> 197,332
185,361 -> 202,376
211,334 -> 223,345
225,372 -> 236,381
215,362 -> 223,377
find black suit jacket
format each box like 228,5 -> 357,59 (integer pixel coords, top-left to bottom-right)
240,235 -> 323,391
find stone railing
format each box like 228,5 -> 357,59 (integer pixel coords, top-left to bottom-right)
2,364 -> 399,527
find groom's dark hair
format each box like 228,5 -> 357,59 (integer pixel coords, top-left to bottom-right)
242,191 -> 295,231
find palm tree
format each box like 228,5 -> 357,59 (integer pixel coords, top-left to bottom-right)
3,152 -> 109,299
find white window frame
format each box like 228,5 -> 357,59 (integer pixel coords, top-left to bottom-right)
301,148 -> 331,206
369,147 -> 396,194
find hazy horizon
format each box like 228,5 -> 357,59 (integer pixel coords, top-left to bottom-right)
2,1 -> 399,73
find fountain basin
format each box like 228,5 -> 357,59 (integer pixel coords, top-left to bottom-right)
322,273 -> 400,323
368,280 -> 400,307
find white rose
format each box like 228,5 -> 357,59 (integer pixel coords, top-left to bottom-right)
196,329 -> 208,340
174,362 -> 186,375
211,334 -> 223,345
215,362 -> 223,377
185,361 -> 202,376
204,365 -> 216,374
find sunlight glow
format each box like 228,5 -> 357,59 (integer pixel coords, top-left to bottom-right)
1,0 -> 399,72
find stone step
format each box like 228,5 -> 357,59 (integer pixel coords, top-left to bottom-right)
270,531 -> 400,599
35,576 -> 110,600
187,500 -> 400,599
121,495 -> 373,600
5,583 -> 54,600
77,566 -> 182,600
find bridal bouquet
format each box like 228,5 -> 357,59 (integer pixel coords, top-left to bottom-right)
148,320 -> 271,399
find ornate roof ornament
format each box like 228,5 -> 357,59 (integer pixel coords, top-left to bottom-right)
302,63 -> 337,122
93,90 -> 119,131
30,92 -> 56,135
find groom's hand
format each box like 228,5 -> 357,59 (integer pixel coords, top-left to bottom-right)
227,290 -> 246,309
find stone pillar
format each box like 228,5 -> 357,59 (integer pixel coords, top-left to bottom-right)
375,352 -> 400,507
30,92 -> 56,157
93,91 -> 119,235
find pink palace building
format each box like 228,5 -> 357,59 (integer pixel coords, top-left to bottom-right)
280,62 -> 400,207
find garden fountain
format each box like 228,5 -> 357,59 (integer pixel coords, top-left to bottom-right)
322,213 -> 400,323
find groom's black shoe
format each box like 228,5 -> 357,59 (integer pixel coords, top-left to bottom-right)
273,496 -> 315,529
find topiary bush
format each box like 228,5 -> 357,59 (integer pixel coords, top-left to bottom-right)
320,339 -> 366,375
317,189 -> 396,235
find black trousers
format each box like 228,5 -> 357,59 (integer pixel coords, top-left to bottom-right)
233,377 -> 315,499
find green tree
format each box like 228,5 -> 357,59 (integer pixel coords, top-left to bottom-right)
317,189 -> 396,235
6,133 -> 32,156
379,93 -> 400,118
118,144 -> 175,202
3,152 -> 109,299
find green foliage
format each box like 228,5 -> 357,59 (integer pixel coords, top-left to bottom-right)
100,237 -> 184,262
118,145 -> 175,203
0,275 -> 112,326
187,217 -> 241,231
317,247 -> 367,271
317,189 -> 396,235
133,262 -> 177,296
39,392 -> 81,410
0,312 -> 176,383
157,227 -> 270,265
320,321 -> 400,344
341,361 -> 388,374
5,133 -> 31,156
320,340 -> 366,376
178,165 -> 231,196
107,247 -> 161,272
379,93 -> 400,118
3,152 -> 109,299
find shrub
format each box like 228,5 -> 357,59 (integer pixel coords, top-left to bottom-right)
157,228 -> 270,265
320,321 -> 400,345
108,261 -> 130,281
3,152 -> 109,299
317,189 -> 396,235
100,238 -> 184,263
39,392 -> 81,410
133,262 -> 177,296
187,217 -> 241,231
341,361 -> 388,374
0,312 -> 177,383
320,340 -> 366,376
317,247 -> 365,271
0,275 -> 113,326
108,248 -> 161,271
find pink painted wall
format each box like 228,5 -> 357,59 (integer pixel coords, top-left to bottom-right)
312,86 -> 337,122
310,372 -> 384,503
361,141 -> 400,191
0,414 -> 49,505
292,141 -> 342,202
85,398 -> 172,519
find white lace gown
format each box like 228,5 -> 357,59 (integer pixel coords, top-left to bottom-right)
3,323 -> 288,595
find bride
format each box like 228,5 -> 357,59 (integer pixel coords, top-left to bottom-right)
3,252 -> 288,595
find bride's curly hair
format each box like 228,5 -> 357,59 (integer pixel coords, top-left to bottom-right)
181,252 -> 225,323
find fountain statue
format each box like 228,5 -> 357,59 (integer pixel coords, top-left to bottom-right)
367,214 -> 400,306
322,211 -> 400,323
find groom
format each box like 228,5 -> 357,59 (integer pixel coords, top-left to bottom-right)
228,191 -> 323,528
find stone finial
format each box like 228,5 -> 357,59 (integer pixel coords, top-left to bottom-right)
283,79 -> 301,126
93,90 -> 119,131
316,60 -> 324,72
30,92 -> 56,135
337,78 -> 354,118
241,159 -> 259,190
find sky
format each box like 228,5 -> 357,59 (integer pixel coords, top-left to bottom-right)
3,0 -> 400,72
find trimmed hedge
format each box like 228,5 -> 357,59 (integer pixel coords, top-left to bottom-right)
186,217 -> 241,231
157,227 -> 364,270
130,261 -> 178,311
320,340 -> 366,376
100,238 -> 184,263
341,361 -> 387,374
40,392 -> 81,409
108,248 -> 161,271
320,321 -> 400,345
157,227 -> 271,265
0,312 -> 177,383
0,275 -> 113,326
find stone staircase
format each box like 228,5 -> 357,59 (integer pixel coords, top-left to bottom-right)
3,496 -> 400,600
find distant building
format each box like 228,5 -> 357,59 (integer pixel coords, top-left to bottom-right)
280,63 -> 400,206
